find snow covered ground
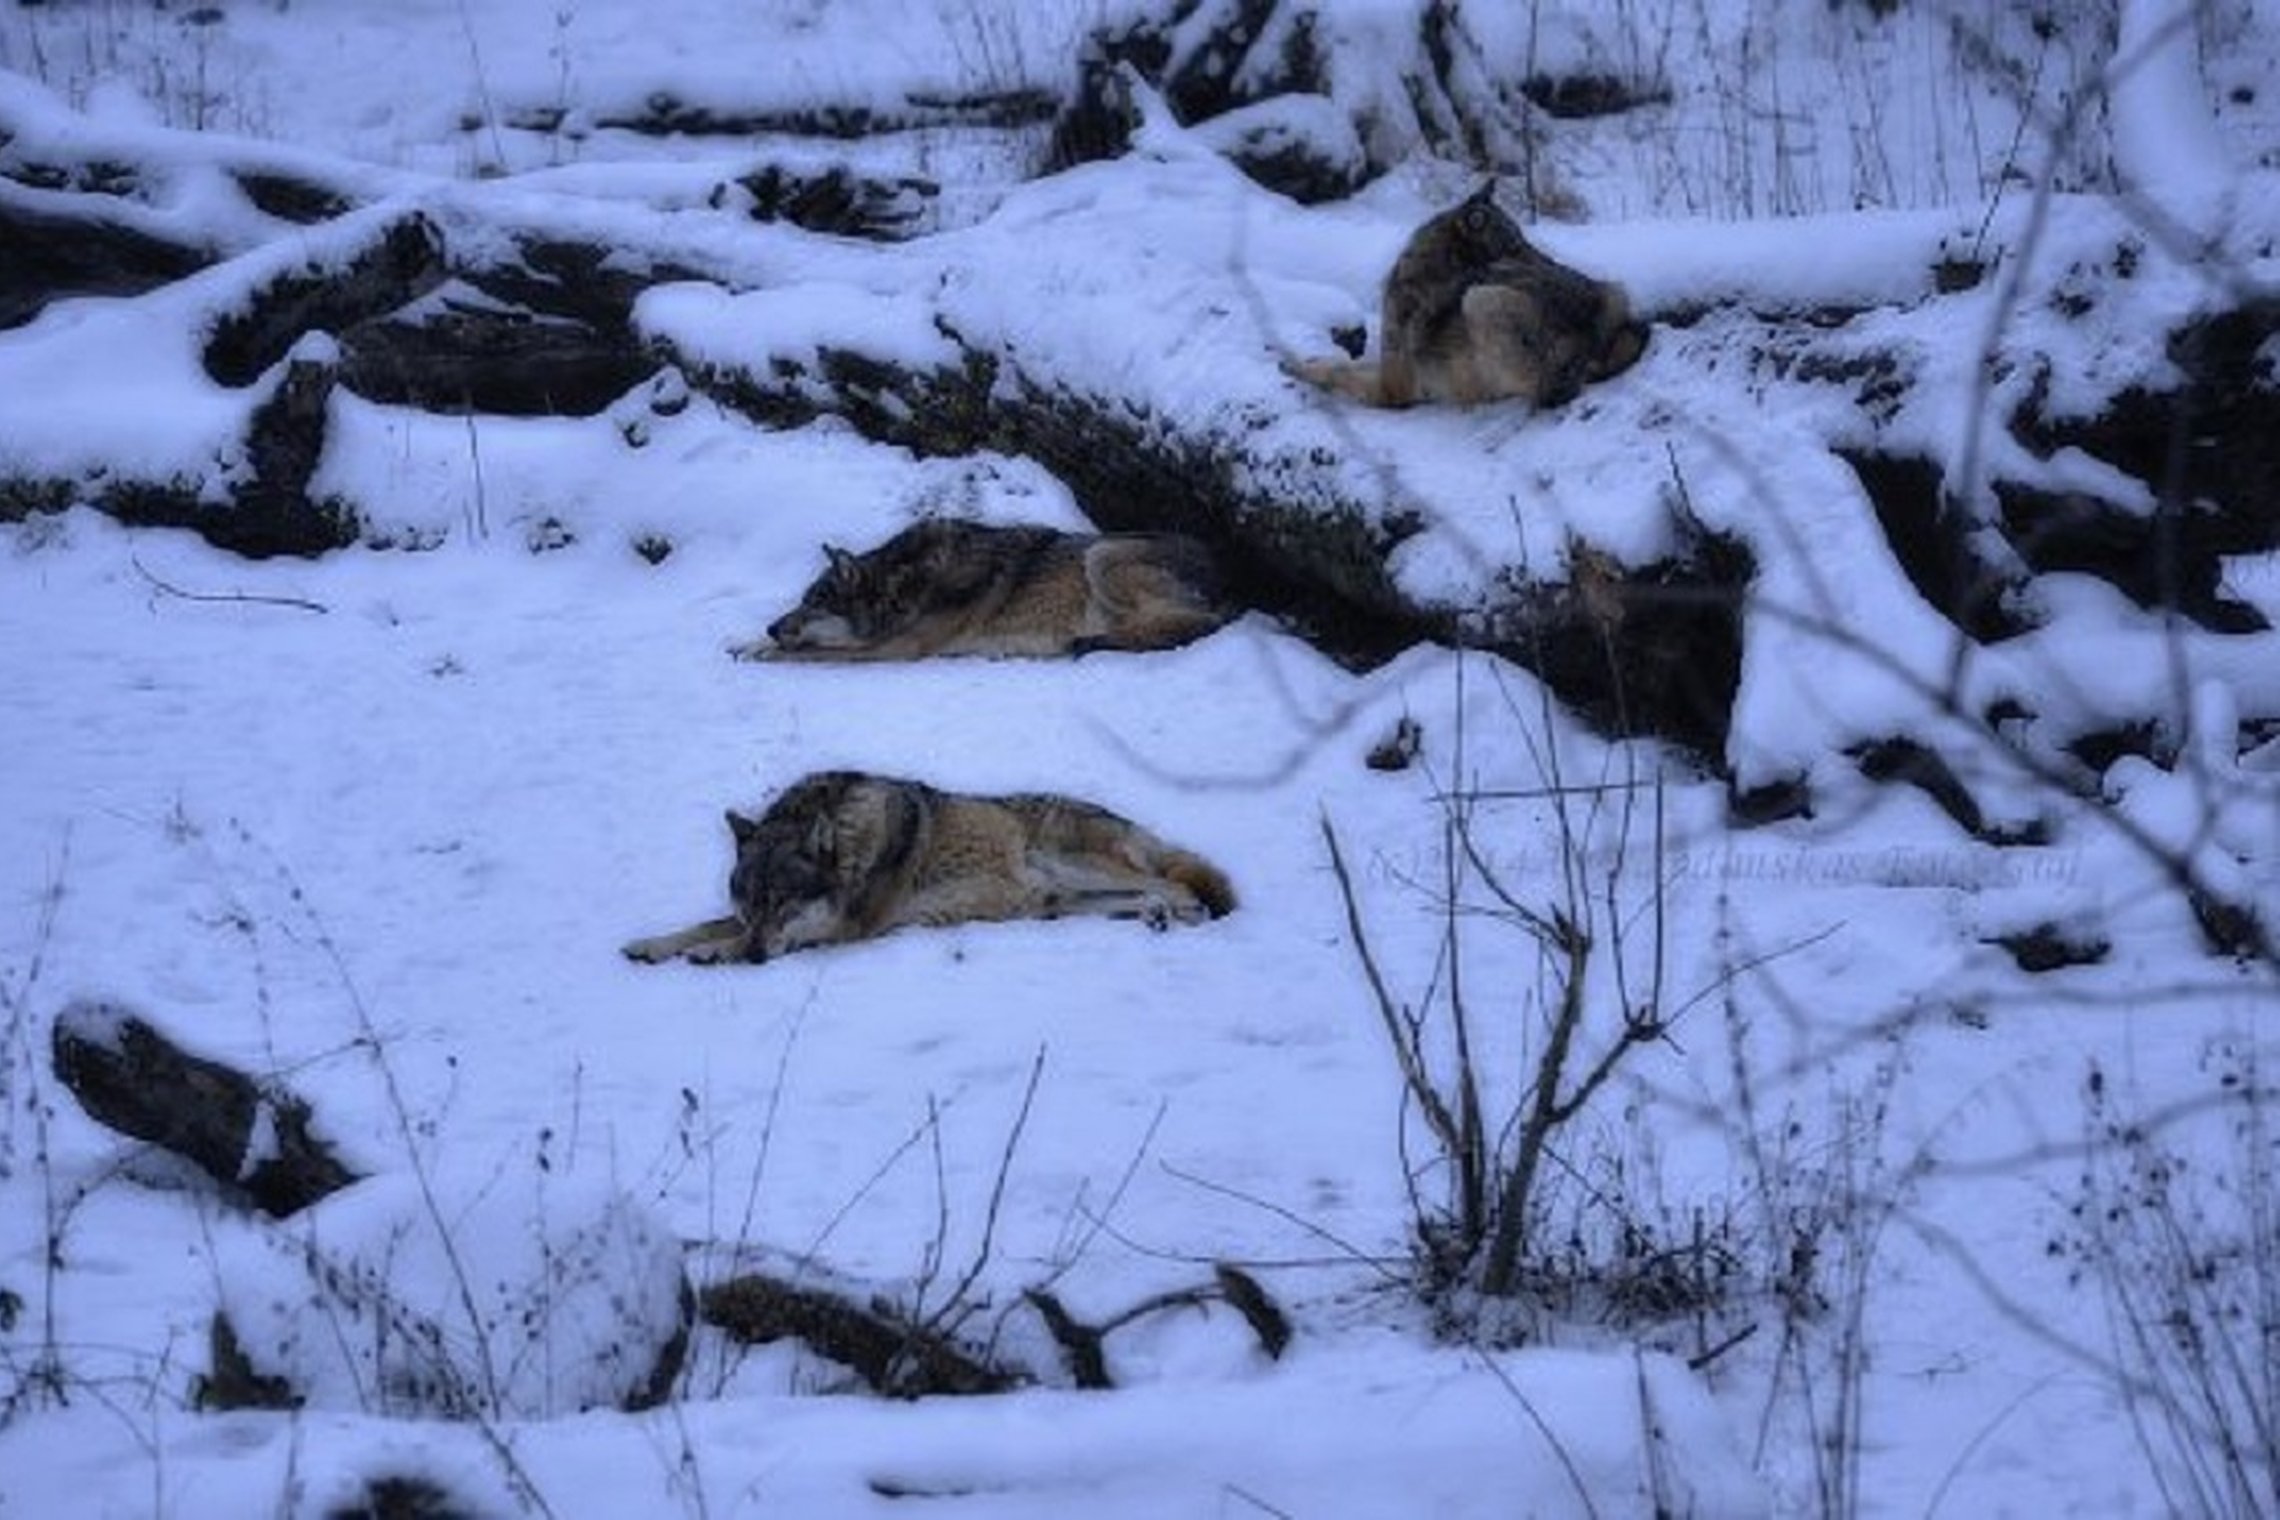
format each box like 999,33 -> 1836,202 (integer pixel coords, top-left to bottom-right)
4,2 -> 2279,1517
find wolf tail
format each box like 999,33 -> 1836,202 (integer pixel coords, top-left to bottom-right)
1283,354 -> 1387,405
1164,851 -> 1238,918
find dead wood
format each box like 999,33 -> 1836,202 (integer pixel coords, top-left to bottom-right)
699,1273 -> 1025,1397
0,188 -> 213,329
51,998 -> 361,1218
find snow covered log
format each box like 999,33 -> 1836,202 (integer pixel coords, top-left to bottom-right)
55,998 -> 1314,1411
0,181 -> 215,329
659,335 -> 1428,655
2008,303 -> 2280,625
710,160 -> 940,241
200,209 -> 694,418
330,233 -> 696,416
50,997 -> 693,1418
656,322 -> 1752,754
203,213 -> 448,387
1048,0 -> 1663,207
565,84 -> 1061,142
50,997 -> 361,1218
0,340 -> 363,559
0,192 -> 692,553
208,1170 -> 693,1419
1,70 -> 391,238
6,64 -> 2278,823
1843,301 -> 2280,646
4,169 -> 682,423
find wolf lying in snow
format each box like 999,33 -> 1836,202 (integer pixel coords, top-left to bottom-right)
734,519 -> 1233,662
622,771 -> 1236,965
1286,182 -> 1647,409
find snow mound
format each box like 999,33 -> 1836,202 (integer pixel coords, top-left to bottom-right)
214,1168 -> 688,1420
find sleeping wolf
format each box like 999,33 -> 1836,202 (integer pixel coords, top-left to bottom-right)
1287,182 -> 1647,409
735,519 -> 1233,661
622,771 -> 1237,965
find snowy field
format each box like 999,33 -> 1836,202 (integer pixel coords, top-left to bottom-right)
4,2 -> 2279,1517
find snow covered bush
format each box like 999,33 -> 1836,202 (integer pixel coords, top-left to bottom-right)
210,1169 -> 689,1420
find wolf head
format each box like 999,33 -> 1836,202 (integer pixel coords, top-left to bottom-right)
766,521 -> 1002,653
1430,181 -> 1530,270
723,775 -> 859,960
723,772 -> 931,959
765,544 -> 876,652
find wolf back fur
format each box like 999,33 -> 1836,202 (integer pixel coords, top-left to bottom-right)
1287,182 -> 1647,409
622,771 -> 1236,965
738,520 -> 1233,662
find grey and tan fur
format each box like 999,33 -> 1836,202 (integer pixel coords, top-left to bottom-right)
623,770 -> 1237,965
1287,183 -> 1647,409
735,519 -> 1233,662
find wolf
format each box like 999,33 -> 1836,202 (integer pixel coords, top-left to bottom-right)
735,519 -> 1233,662
622,771 -> 1237,965
1286,182 -> 1647,409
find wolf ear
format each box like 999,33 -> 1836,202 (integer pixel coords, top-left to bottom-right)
823,544 -> 855,575
1457,181 -> 1499,232
725,809 -> 759,845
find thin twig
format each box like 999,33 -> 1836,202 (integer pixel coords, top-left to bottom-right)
131,555 -> 327,615
1157,1161 -> 1405,1284
920,1045 -> 1047,1338
1472,1348 -> 1604,1520
1321,813 -> 1469,1174
1221,1483 -> 1297,1519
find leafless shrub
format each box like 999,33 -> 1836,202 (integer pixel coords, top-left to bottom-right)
1323,658 -> 1769,1335
2058,1044 -> 2280,1519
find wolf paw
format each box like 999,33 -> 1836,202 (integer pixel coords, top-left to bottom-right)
1142,896 -> 1209,931
683,941 -> 741,966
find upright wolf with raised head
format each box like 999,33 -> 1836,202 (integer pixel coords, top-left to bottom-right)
736,519 -> 1233,662
1287,182 -> 1647,409
622,771 -> 1236,965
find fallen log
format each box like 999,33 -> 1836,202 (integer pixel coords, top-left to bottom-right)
204,213 -> 447,388
710,160 -> 940,241
700,1274 -> 1023,1398
666,331 -> 1751,758
52,997 -> 691,1418
0,185 -> 214,329
50,998 -> 359,1218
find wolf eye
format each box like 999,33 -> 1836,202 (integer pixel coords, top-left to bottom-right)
1462,205 -> 1490,232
